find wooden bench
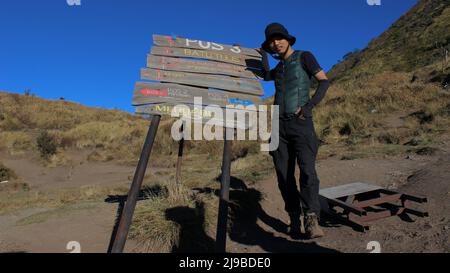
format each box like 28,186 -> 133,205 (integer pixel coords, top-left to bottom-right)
319,182 -> 428,231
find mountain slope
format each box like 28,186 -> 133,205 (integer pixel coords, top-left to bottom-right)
328,0 -> 450,83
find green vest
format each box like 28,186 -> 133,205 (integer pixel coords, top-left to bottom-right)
274,51 -> 311,116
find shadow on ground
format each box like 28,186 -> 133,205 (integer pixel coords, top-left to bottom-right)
192,176 -> 339,253
104,178 -> 339,253
165,203 -> 216,253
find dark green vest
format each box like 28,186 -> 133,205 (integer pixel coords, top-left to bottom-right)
274,51 -> 311,116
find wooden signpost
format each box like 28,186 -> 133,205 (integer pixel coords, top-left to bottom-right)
152,34 -> 261,57
140,68 -> 263,95
146,55 -> 263,79
133,82 -> 261,107
109,34 -> 264,253
151,46 -> 262,67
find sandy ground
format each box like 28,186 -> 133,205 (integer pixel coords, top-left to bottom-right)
0,136 -> 449,253
0,150 -> 141,253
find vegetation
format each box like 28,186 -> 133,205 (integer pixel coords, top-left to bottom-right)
36,131 -> 57,159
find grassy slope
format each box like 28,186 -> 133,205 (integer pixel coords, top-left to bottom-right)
328,0 -> 449,83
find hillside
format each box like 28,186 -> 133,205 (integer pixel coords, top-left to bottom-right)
328,0 -> 449,84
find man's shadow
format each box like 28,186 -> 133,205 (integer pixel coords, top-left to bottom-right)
193,176 -> 339,253
165,202 -> 215,252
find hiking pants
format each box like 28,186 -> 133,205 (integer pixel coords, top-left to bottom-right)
270,116 -> 321,216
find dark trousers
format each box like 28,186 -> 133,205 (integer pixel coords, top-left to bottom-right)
270,116 -> 321,216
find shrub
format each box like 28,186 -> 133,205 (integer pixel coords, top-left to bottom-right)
36,131 -> 57,159
0,163 -> 17,181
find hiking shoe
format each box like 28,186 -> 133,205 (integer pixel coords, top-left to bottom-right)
304,213 -> 325,239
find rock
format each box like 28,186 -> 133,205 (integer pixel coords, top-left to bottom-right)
404,138 -> 420,146
387,183 -> 397,190
416,147 -> 439,156
409,110 -> 434,124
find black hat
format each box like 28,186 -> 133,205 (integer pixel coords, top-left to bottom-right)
261,23 -> 296,54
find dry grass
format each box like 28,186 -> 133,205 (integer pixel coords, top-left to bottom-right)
129,181 -> 218,252
0,92 -> 264,167
314,71 -> 450,150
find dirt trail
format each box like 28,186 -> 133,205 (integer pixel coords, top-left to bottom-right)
0,204 -> 139,253
0,150 -> 142,253
0,150 -> 136,191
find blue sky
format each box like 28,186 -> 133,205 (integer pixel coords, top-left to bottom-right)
0,0 -> 417,113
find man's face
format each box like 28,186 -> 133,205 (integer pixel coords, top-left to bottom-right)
268,35 -> 290,54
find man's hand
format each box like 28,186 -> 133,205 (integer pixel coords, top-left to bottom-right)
256,48 -> 270,75
295,107 -> 306,120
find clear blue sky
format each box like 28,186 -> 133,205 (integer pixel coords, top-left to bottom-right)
0,0 -> 417,113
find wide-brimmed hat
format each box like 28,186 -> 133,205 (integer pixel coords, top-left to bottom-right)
261,23 -> 296,54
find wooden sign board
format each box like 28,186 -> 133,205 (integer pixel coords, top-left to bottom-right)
135,103 -> 256,130
140,68 -> 263,96
147,55 -> 263,79
133,82 -> 261,108
151,46 -> 262,68
152,34 -> 261,57
132,34 -> 265,129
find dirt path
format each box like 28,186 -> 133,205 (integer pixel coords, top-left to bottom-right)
0,203 -> 139,253
0,150 -> 143,253
0,150 -> 137,191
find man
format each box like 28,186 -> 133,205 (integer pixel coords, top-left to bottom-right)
259,23 -> 330,239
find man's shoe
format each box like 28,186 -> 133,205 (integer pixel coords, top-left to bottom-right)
304,213 -> 325,239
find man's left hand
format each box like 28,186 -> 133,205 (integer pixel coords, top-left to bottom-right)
295,107 -> 306,120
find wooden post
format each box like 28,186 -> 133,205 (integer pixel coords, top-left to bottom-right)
175,123 -> 184,184
109,114 -> 161,253
215,127 -> 233,253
